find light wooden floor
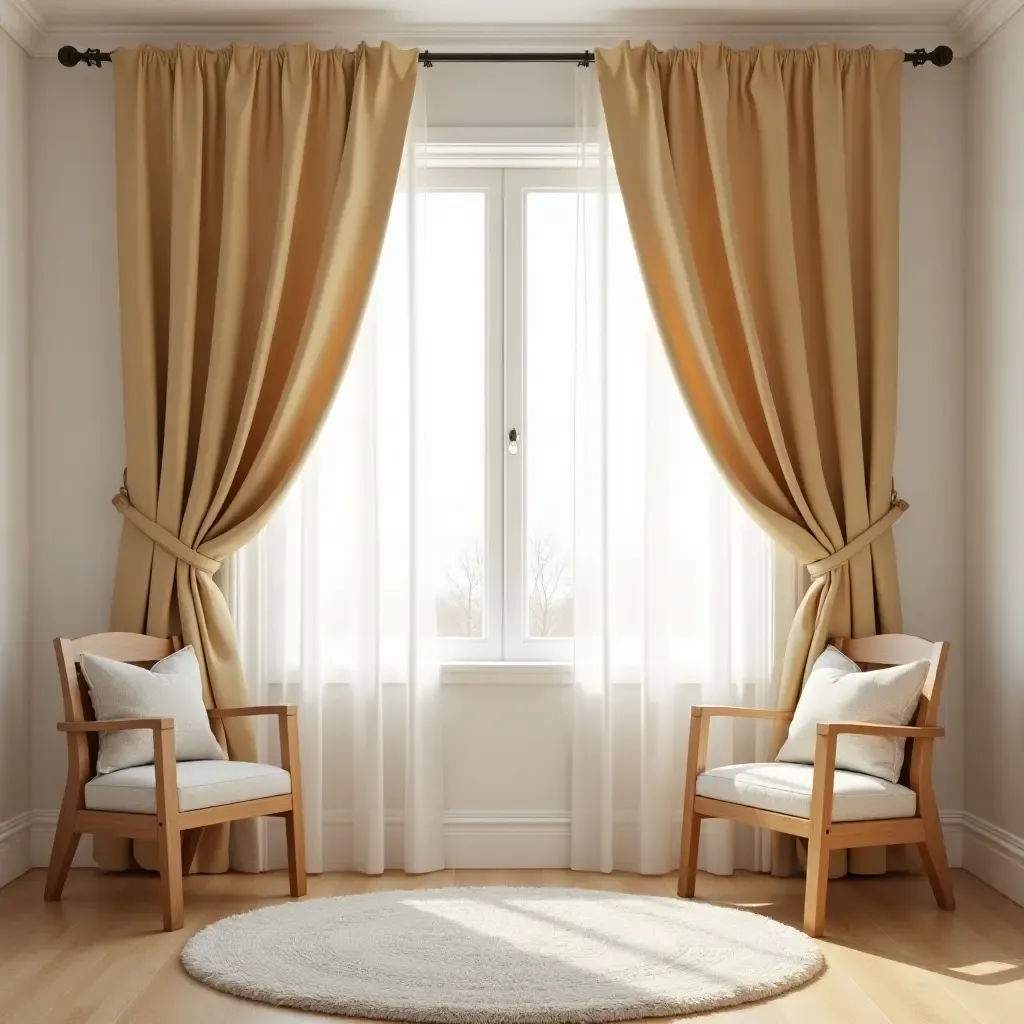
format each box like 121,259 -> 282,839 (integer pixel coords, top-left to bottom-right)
1,867 -> 1022,1023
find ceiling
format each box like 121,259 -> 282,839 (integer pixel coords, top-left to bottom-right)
1,0 -> 1019,57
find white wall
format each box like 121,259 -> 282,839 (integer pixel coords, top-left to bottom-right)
964,7 -> 1024,904
26,54 -> 967,869
27,59 -> 122,864
0,25 -> 30,888
896,59 -> 966,834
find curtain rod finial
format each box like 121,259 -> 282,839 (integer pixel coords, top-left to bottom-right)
904,45 -> 954,67
57,46 -> 112,67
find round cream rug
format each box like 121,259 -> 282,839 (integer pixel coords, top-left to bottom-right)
181,886 -> 824,1022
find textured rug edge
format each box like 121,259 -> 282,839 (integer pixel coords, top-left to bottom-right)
180,886 -> 826,1023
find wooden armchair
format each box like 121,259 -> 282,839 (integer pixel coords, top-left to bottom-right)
678,634 -> 953,937
45,632 -> 306,931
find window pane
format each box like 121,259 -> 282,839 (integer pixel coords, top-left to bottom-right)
524,192 -> 576,637
422,191 -> 487,638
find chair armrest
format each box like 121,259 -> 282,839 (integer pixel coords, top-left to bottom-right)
208,705 -> 297,720
683,707 -> 794,784
691,705 -> 794,721
815,722 -> 944,739
58,717 -> 174,733
807,723 -> 945,825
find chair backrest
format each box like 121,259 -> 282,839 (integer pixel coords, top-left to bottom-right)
831,633 -> 949,790
54,632 -> 182,782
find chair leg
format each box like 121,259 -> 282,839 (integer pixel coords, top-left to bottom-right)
281,710 -> 307,898
181,827 -> 203,876
803,831 -> 831,937
157,824 -> 184,931
677,709 -> 709,899
918,801 -> 955,911
44,799 -> 81,902
285,809 -> 307,898
677,804 -> 702,898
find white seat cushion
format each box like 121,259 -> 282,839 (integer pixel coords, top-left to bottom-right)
84,760 -> 291,814
696,762 -> 916,822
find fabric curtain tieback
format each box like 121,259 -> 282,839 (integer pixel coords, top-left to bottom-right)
112,490 -> 222,575
806,499 -> 909,579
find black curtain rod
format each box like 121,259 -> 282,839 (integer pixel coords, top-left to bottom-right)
57,44 -> 955,69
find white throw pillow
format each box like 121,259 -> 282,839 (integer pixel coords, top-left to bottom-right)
776,645 -> 930,783
80,645 -> 226,775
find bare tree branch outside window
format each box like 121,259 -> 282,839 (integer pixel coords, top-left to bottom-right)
440,539 -> 483,637
528,531 -> 572,637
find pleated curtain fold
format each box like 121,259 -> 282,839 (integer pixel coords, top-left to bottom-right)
596,42 -> 906,875
99,42 -> 418,872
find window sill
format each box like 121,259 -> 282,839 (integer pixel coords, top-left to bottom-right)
258,663 -> 573,689
439,662 -> 573,686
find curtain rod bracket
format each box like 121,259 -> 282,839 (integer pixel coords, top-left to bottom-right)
55,44 -> 954,69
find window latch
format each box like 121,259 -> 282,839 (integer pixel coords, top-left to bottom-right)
508,428 -> 519,455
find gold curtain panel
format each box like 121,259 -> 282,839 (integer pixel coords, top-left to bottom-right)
101,42 -> 418,872
597,42 -> 906,875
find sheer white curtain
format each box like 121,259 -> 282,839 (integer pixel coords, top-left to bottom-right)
232,81 -> 445,875
569,68 -> 795,876
231,70 -> 794,880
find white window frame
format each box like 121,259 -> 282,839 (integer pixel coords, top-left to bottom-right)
503,169 -> 577,663
246,132 -> 788,684
429,166 -> 505,664
423,134 -> 588,666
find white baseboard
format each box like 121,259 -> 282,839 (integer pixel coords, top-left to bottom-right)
443,813 -> 572,868
26,809 -> 579,873
940,810 -> 964,868
269,809 -> 968,873
263,812 -> 575,872
21,806 -> 970,876
962,812 -> 1024,906
26,809 -> 577,873
0,811 -> 31,889
28,810 -> 93,869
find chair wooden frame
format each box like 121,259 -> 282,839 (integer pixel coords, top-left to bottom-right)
44,632 -> 307,931
677,634 -> 954,937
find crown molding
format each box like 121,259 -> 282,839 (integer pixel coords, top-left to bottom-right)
0,0 -> 43,53
17,2 -> 1016,60
31,16 -> 958,58
951,0 -> 1024,52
